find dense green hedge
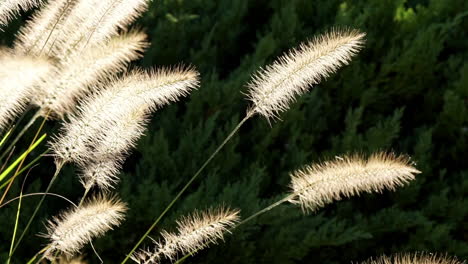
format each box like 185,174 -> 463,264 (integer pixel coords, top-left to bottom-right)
1,0 -> 467,263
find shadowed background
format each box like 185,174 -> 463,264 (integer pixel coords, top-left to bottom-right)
0,0 -> 467,263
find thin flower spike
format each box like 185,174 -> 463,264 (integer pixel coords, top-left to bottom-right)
32,31 -> 148,118
0,0 -> 42,26
131,207 -> 240,264
43,195 -> 127,258
50,66 -> 199,165
361,253 -> 465,264
79,106 -> 149,190
0,49 -> 51,130
247,28 -> 365,120
289,152 -> 421,212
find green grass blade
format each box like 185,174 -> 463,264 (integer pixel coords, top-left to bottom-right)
0,150 -> 49,190
0,133 -> 46,183
0,129 -> 12,147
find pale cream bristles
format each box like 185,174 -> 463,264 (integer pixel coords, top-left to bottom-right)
131,207 -> 240,264
79,106 -> 149,190
247,28 -> 365,120
0,0 -> 42,26
43,195 -> 127,258
33,0 -> 147,60
361,253 -> 464,264
289,152 -> 420,211
50,66 -> 199,167
0,49 -> 51,130
32,31 -> 148,118
13,0 -> 77,55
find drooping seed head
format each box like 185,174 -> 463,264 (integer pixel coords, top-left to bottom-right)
79,106 -> 149,190
50,66 -> 199,167
131,207 -> 240,264
43,195 -> 127,258
0,49 -> 51,130
0,0 -> 42,26
361,253 -> 464,264
247,28 -> 365,120
32,31 -> 148,118
289,152 -> 420,212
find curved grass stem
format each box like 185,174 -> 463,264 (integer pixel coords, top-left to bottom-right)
121,110 -> 254,263
10,160 -> 65,256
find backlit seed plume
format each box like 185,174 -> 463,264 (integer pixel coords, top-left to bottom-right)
131,207 -> 240,264
79,106 -> 149,190
0,49 -> 51,130
361,253 -> 464,264
43,195 -> 127,258
0,0 -> 41,26
50,66 -> 199,165
32,31 -> 148,118
32,0 -> 147,59
289,152 -> 420,211
14,0 -> 77,55
247,28 -> 365,119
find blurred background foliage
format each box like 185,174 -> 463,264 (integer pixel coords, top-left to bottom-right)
1,0 -> 467,263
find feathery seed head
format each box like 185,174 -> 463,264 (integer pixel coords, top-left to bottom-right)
25,0 -> 147,59
43,195 -> 127,258
32,31 -> 148,118
247,28 -> 365,120
0,49 -> 51,130
131,207 -> 240,264
14,0 -> 78,54
79,105 -> 149,190
361,253 -> 464,264
0,0 -> 42,26
289,152 -> 420,212
50,66 -> 198,166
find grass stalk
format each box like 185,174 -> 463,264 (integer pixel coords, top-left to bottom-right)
121,110 -> 254,263
0,110 -> 41,163
0,149 -> 49,190
0,110 -> 41,160
10,160 -> 65,256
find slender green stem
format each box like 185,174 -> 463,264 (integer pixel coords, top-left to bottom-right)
11,161 -> 65,256
237,194 -> 296,227
26,246 -> 50,264
121,111 -> 254,263
0,105 -> 31,153
0,129 -> 12,148
0,134 -> 46,183
0,150 -> 49,190
78,186 -> 91,207
7,187 -> 23,264
0,110 -> 41,163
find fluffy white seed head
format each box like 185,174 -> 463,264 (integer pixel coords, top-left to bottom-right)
247,28 -> 365,120
43,195 -> 127,258
132,207 -> 240,264
23,0 -> 147,60
79,106 -> 149,190
32,31 -> 148,118
362,253 -> 465,264
50,66 -> 199,166
289,152 -> 421,212
14,0 -> 77,55
0,49 -> 51,130
0,0 -> 42,26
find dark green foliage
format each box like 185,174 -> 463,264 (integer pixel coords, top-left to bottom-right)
1,0 -> 467,263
